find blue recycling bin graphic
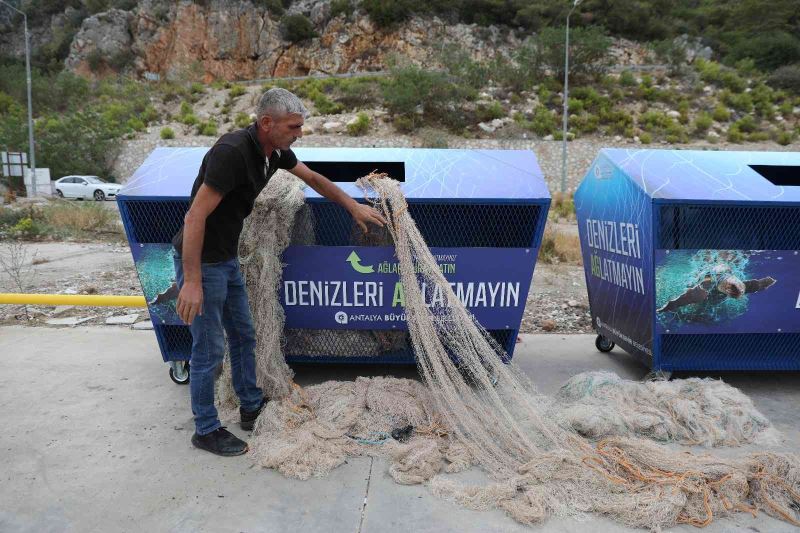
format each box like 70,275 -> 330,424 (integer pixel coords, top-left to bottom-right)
118,147 -> 550,367
576,148 -> 800,372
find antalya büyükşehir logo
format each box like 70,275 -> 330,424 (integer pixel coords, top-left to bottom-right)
656,250 -> 776,326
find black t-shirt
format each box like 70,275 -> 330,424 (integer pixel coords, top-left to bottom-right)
172,122 -> 298,262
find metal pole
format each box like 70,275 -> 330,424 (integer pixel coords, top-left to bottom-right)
0,1 -> 36,196
560,8 -> 572,193
560,0 -> 581,194
23,13 -> 36,197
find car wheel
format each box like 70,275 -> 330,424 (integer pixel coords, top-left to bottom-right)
56,189 -> 63,198
94,190 -> 105,201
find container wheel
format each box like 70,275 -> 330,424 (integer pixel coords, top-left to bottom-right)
595,334 -> 615,353
169,361 -> 190,385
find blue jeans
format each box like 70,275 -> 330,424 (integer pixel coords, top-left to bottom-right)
173,255 -> 263,435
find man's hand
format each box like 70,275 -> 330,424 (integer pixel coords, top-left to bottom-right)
176,281 -> 203,326
287,162 -> 388,233
350,203 -> 387,234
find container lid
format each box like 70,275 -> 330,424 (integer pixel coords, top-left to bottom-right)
600,148 -> 800,203
119,147 -> 549,202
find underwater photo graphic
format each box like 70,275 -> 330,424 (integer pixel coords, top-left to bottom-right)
655,249 -> 800,334
131,243 -> 181,325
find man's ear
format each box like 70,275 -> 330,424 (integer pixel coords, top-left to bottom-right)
259,115 -> 273,132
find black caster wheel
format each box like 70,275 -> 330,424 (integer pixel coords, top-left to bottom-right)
169,361 -> 190,385
595,334 -> 615,353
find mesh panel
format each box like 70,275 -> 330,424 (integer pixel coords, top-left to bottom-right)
119,200 -> 189,244
283,328 -> 518,364
150,324 -> 517,364
658,205 -> 800,249
660,333 -> 800,371
309,202 -> 542,247
154,324 -> 192,362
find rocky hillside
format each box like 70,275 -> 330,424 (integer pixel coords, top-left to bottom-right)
1,0 -> 663,82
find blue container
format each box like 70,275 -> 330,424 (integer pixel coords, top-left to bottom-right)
576,148 -> 800,372
118,147 -> 550,369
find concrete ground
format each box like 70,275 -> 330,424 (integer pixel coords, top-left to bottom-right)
1,326 -> 798,533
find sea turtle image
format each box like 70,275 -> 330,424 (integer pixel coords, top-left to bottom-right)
657,250 -> 776,313
149,281 -> 178,306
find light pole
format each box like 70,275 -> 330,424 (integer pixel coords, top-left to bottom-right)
560,0 -> 581,194
0,0 -> 36,197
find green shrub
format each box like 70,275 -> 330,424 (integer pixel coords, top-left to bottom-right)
312,92 -> 344,114
640,110 -> 672,132
569,113 -> 600,135
108,50 -> 135,71
141,105 -> 159,124
665,122 -> 688,143
720,71 -> 747,93
190,82 -> 205,94
722,90 -> 754,113
677,99 -> 690,124
126,117 -> 145,132
280,13 -> 317,43
476,101 -> 505,122
382,64 -> 472,131
567,97 -> 584,114
10,216 -> 45,239
417,127 -> 449,148
599,108 -> 633,134
695,58 -> 722,83
160,126 -> 175,139
181,113 -> 198,126
746,131 -> 770,142
234,112 -> 252,128
87,49 -> 105,72
197,120 -> 218,136
734,115 -> 758,133
619,70 -> 636,87
727,31 -> 800,71
180,101 -> 193,116
392,115 -> 416,133
639,132 -> 653,144
693,112 -> 713,133
361,0 -> 414,27
536,26 -> 611,81
727,125 -> 744,143
253,0 -> 288,17
776,130 -> 795,145
529,106 -> 558,137
330,0 -> 354,19
335,76 -> 382,109
768,64 -> 800,93
229,84 -> 246,98
712,104 -> 731,122
346,112 -> 370,136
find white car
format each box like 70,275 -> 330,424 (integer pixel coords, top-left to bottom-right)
54,175 -> 122,201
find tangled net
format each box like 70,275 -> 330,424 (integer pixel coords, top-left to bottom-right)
217,171 -> 799,529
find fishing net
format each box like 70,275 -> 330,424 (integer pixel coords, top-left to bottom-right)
215,171 -> 799,529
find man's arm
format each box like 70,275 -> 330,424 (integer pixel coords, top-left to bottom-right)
177,184 -> 224,325
288,161 -> 386,233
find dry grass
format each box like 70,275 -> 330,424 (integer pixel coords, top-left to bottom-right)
43,200 -> 117,233
539,228 -> 583,264
549,192 -> 576,222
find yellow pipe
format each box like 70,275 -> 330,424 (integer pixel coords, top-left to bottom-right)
0,293 -> 147,307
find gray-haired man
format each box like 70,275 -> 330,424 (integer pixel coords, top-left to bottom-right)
171,88 -> 386,456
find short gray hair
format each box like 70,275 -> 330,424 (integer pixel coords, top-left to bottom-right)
256,87 -> 309,119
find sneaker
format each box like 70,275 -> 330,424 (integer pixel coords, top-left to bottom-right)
240,397 -> 269,431
191,427 -> 247,456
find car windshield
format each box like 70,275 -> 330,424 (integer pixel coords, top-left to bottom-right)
84,176 -> 106,184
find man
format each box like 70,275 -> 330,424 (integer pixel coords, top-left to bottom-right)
171,87 -> 386,456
